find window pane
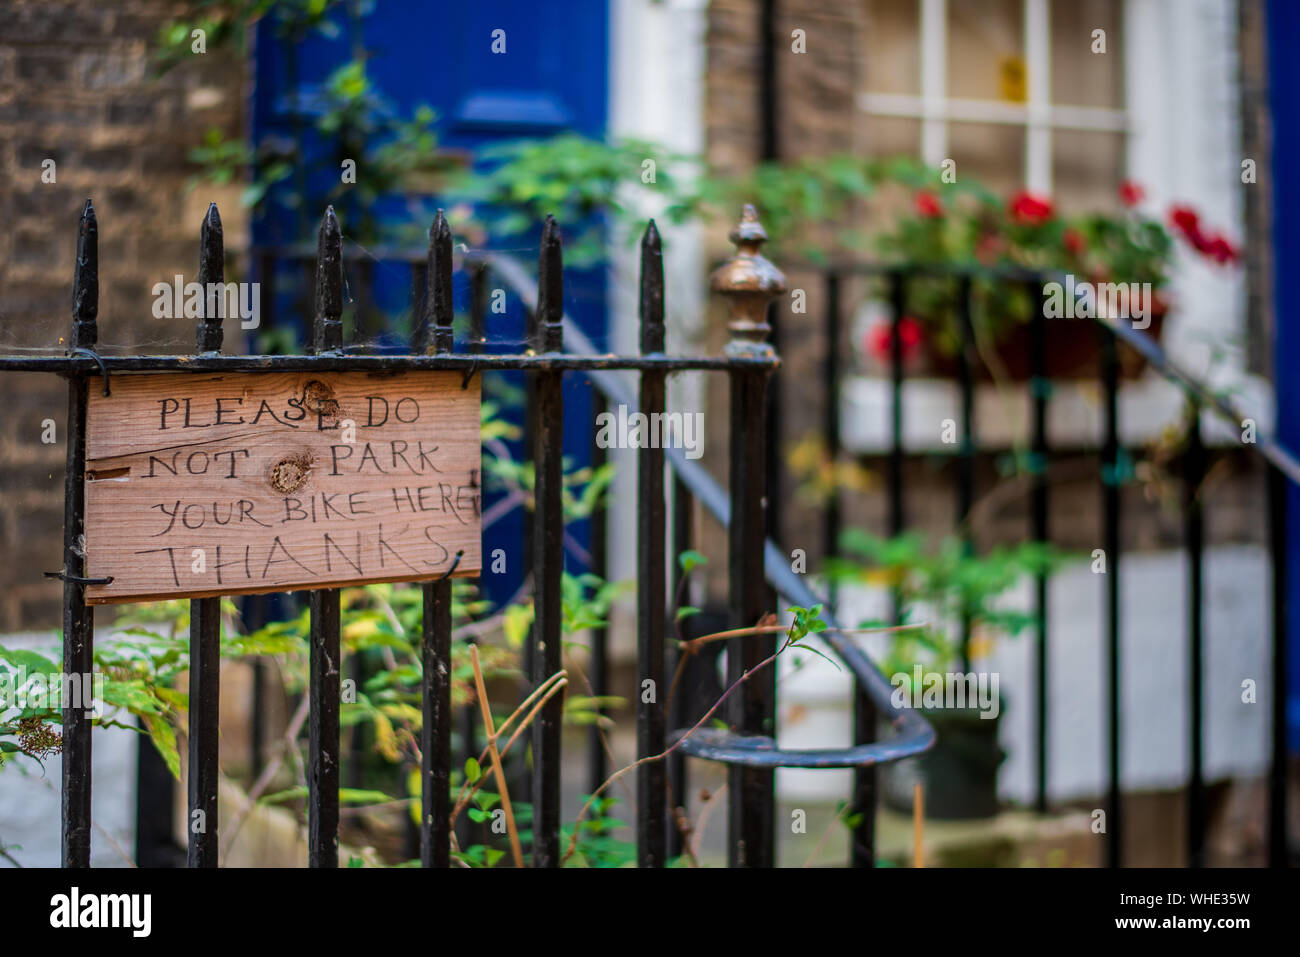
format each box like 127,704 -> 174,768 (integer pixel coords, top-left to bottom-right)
950,121 -> 1025,195
1050,0 -> 1124,109
1052,129 -> 1125,213
864,0 -> 921,96
948,0 -> 1024,102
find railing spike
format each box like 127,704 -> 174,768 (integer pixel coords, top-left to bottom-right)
312,206 -> 343,354
534,214 -> 563,353
640,219 -> 664,354
424,209 -> 454,355
197,202 -> 224,353
71,199 -> 98,349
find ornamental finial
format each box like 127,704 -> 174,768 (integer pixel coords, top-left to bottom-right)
709,205 -> 786,357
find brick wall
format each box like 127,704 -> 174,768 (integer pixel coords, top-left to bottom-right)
700,0 -> 867,578
0,1 -> 246,630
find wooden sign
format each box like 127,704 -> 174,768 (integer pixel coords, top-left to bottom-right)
82,370 -> 481,604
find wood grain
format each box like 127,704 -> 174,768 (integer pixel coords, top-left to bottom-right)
83,370 -> 481,604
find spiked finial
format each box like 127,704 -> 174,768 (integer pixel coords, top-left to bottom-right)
71,199 -> 98,349
639,219 -> 664,354
197,202 -> 224,353
710,205 -> 785,357
312,206 -> 343,354
533,215 -> 563,353
422,209 -> 454,355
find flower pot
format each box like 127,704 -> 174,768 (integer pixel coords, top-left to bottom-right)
883,705 -> 1005,820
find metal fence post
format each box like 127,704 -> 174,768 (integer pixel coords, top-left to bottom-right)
712,205 -> 784,867
530,215 -> 565,867
188,203 -> 224,867
308,207 -> 343,867
420,211 -> 455,868
636,220 -> 667,866
1029,280 -> 1051,815
62,199 -> 97,868
1100,325 -> 1123,868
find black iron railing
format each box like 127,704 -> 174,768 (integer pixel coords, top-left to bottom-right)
816,261 -> 1295,868
1,201 -> 936,868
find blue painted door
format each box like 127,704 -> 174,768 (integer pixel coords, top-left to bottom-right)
250,2 -> 611,605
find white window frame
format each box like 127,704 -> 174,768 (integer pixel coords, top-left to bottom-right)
858,0 -> 1129,194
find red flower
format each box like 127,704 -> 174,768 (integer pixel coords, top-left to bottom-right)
1009,190 -> 1054,225
1169,204 -> 1240,264
915,190 -> 943,218
1202,233 -> 1239,265
1170,205 -> 1201,240
1119,180 -> 1145,207
1064,229 -> 1086,256
867,316 -> 924,363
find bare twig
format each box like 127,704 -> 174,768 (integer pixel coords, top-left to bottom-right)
802,801 -> 852,868
689,783 -> 726,862
448,672 -> 568,830
670,801 -> 699,868
469,645 -> 524,868
563,627 -> 795,865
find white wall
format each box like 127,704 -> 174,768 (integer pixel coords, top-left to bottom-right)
606,0 -> 709,658
0,630 -> 137,867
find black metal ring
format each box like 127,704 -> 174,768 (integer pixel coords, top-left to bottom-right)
69,347 -> 111,396
44,571 -> 114,585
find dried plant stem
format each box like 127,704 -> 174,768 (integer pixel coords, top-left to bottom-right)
689,782 -> 727,861
448,670 -> 568,830
469,644 -> 524,869
563,634 -> 792,865
665,619 -> 926,730
802,800 -> 851,868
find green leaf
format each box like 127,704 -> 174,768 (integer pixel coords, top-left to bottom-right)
677,550 -> 707,574
339,788 -> 396,806
503,604 -> 533,649
142,715 -> 181,779
465,756 -> 482,784
0,646 -> 59,675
